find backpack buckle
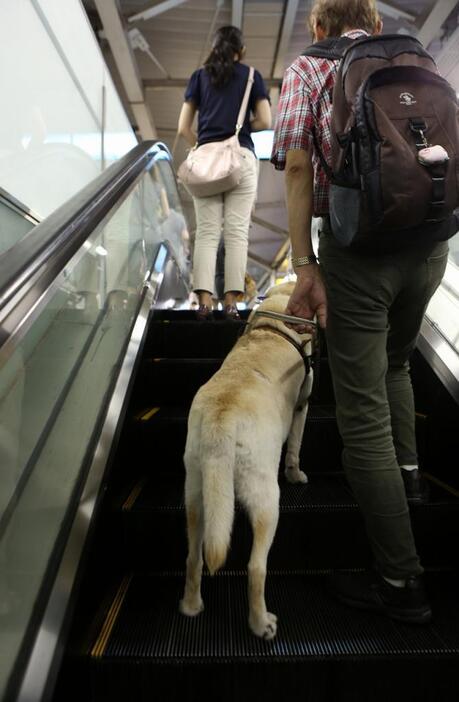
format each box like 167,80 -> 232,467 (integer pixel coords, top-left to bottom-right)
409,119 -> 429,149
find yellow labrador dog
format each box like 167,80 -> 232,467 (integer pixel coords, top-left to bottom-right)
179,283 -> 313,639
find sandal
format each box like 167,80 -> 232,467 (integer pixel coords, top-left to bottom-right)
195,304 -> 213,321
223,304 -> 241,321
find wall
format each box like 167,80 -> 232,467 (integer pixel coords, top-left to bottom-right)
0,0 -> 137,219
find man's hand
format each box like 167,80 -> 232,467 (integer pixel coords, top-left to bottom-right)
285,265 -> 327,332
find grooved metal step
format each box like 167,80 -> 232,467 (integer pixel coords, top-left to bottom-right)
145,319 -> 246,359
119,473 -> 459,573
130,404 -> 344,475
57,570 -> 459,702
124,474 -> 355,513
98,571 -> 459,660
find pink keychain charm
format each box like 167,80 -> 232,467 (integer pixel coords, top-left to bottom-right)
418,144 -> 449,166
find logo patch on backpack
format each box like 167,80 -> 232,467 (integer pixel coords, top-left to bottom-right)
399,92 -> 416,106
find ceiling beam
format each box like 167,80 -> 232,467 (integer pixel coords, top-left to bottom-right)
232,0 -> 244,29
251,215 -> 288,238
434,25 -> 459,81
417,0 -> 458,49
246,252 -> 272,270
272,0 -> 299,79
197,0 -> 224,68
94,0 -> 157,140
128,0 -> 188,23
377,2 -> 415,22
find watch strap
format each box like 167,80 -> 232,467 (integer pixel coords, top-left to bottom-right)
291,254 -> 318,267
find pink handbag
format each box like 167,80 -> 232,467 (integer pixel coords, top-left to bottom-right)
178,67 -> 255,198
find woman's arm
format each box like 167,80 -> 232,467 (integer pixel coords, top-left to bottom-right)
178,101 -> 197,147
250,98 -> 271,132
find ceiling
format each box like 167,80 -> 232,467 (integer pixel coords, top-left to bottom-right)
83,0 -> 459,289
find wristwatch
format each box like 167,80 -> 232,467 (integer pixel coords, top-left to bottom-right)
291,254 -> 318,267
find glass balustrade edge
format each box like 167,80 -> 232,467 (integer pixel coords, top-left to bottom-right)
0,141 -> 171,352
6,242 -> 171,702
418,318 -> 459,404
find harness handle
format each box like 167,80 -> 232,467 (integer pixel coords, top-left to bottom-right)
252,309 -> 317,328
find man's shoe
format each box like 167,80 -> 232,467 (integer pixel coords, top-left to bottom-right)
402,468 -> 430,503
328,570 -> 432,625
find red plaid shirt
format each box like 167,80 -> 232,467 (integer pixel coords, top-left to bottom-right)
271,30 -> 368,215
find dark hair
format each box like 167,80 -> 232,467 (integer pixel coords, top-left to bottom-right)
204,26 -> 244,88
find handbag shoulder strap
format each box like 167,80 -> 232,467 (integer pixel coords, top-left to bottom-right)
235,66 -> 255,135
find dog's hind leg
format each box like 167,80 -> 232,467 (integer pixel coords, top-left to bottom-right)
180,465 -> 205,617
285,371 -> 313,484
245,487 -> 279,640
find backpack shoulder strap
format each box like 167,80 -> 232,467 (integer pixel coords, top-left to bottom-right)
300,37 -> 355,181
302,36 -> 355,61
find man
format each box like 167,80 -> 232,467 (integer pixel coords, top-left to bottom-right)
271,0 -> 449,623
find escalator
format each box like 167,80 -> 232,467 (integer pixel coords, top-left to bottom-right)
52,327 -> 459,697
1,139 -> 459,702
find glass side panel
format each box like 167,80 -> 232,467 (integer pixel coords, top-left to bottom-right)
426,232 -> 459,353
150,156 -> 191,281
0,164 -> 187,698
0,199 -> 36,256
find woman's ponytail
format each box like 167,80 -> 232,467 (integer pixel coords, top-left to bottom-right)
204,26 -> 244,88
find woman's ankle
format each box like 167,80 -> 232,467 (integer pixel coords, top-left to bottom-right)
223,292 -> 239,307
196,291 -> 213,308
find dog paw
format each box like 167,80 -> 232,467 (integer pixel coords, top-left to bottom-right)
179,597 -> 204,617
249,612 -> 278,640
285,465 -> 308,484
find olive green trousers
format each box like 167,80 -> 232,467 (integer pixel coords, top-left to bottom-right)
318,225 -> 448,579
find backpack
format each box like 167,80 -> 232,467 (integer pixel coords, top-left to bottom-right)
303,34 -> 459,250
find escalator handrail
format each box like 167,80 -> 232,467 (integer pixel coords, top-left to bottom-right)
0,140 -> 170,352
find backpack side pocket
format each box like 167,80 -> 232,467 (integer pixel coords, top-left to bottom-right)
329,185 -> 361,247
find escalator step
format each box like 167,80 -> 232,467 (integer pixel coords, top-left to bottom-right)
126,474 -> 354,512
83,571 -> 459,702
130,405 -> 344,475
101,571 -> 459,658
119,474 -> 459,573
120,474 -> 369,572
152,309 -> 251,321
145,320 -> 245,359
139,356 -> 335,407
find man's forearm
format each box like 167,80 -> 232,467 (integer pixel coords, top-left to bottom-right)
285,149 -> 315,258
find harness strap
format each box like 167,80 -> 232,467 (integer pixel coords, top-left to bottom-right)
252,324 -> 311,375
311,127 -> 334,181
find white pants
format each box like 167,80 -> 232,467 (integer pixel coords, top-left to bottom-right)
192,147 -> 258,295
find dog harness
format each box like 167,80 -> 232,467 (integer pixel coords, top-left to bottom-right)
249,324 -> 312,376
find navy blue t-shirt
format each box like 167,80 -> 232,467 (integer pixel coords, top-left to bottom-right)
184,62 -> 269,152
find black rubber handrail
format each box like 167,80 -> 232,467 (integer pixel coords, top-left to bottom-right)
0,140 -> 170,350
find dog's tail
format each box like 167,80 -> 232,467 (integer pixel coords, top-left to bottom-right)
201,418 -> 236,575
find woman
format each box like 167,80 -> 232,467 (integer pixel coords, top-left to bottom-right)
178,26 -> 271,319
